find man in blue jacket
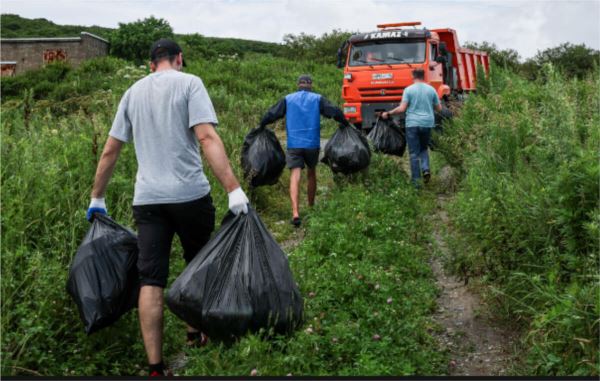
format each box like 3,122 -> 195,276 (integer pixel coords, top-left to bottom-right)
260,75 -> 349,227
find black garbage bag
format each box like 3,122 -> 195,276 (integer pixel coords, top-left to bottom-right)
241,127 -> 286,187
166,207 -> 303,341
321,125 -> 371,174
367,118 -> 406,156
66,214 -> 139,334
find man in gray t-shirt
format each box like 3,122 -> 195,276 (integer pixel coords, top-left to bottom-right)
86,39 -> 249,376
109,69 -> 217,205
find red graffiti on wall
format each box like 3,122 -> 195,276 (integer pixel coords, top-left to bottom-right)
1,63 -> 16,77
43,49 -> 67,63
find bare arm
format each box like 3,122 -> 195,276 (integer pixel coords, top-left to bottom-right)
91,136 -> 124,198
397,101 -> 409,113
382,101 -> 408,119
194,123 -> 240,193
384,98 -> 441,118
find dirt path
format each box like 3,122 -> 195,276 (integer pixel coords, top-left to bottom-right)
431,193 -> 516,376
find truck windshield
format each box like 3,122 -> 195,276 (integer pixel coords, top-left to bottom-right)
349,41 -> 426,66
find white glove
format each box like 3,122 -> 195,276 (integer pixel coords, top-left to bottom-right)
87,197 -> 107,221
228,187 -> 249,215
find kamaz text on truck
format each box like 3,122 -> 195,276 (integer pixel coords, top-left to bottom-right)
337,22 -> 490,129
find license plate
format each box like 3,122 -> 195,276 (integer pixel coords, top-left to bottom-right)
372,73 -> 393,80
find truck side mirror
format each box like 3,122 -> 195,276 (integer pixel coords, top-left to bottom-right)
337,48 -> 343,68
435,55 -> 447,64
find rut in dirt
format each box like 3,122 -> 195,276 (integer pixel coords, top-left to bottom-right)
430,190 -> 517,376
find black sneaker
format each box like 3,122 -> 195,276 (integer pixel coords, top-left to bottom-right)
148,362 -> 172,377
291,217 -> 301,227
423,170 -> 431,184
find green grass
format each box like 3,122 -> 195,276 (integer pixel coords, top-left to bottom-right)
1,55 -> 446,376
182,157 -> 446,376
3,49 -> 597,377
435,65 -> 599,376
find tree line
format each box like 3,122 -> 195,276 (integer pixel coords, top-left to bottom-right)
2,14 -> 597,80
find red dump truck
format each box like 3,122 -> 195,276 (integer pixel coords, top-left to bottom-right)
337,22 -> 490,129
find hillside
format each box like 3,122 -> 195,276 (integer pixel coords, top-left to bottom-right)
0,55 -> 449,376
0,14 -> 113,39
0,14 -> 281,57
0,17 -> 598,376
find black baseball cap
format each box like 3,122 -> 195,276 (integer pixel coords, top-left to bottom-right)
150,38 -> 186,66
298,74 -> 312,84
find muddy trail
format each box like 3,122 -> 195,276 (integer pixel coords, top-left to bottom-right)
430,193 -> 517,376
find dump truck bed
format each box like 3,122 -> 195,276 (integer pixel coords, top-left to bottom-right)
432,28 -> 490,91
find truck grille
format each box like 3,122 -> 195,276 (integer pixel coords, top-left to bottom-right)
358,86 -> 405,98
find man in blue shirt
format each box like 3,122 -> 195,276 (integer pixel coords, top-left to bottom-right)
260,75 -> 349,226
382,69 -> 442,186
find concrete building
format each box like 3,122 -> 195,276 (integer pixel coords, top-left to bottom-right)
0,32 -> 109,76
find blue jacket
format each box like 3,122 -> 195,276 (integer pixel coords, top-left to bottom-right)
260,90 -> 348,149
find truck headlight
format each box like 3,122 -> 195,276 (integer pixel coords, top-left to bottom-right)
343,73 -> 352,80
344,106 -> 357,114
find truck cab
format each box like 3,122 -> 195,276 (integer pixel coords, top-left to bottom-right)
338,22 -> 489,129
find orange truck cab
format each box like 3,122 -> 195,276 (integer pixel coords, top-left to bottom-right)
337,22 -> 490,129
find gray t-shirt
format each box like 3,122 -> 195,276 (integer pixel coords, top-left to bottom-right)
109,69 -> 218,206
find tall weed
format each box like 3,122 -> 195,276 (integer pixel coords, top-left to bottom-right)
437,66 -> 599,375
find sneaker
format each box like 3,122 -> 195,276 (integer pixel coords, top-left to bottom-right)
291,217 -> 301,227
423,170 -> 431,184
148,365 -> 173,377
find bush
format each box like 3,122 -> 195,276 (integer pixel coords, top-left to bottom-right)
463,41 -> 521,72
109,16 -> 174,64
0,61 -> 71,99
523,43 -> 600,80
282,29 -> 353,65
1,57 -> 138,116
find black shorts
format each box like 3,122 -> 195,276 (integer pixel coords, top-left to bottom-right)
132,194 -> 216,288
286,148 -> 320,169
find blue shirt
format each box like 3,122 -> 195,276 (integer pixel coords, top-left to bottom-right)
260,90 -> 349,149
285,90 -> 321,149
402,82 -> 440,128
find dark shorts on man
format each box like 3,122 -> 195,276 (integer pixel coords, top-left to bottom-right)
286,148 -> 320,169
133,194 -> 216,288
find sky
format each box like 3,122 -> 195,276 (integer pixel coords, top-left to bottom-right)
2,0 -> 599,59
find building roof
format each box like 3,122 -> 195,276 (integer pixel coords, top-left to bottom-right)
1,31 -> 109,44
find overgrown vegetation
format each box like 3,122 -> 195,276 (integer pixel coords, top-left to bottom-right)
1,14 -> 598,377
436,66 -> 599,376
281,29 -> 352,65
2,63 -> 446,373
0,57 -> 132,105
465,41 -> 599,80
